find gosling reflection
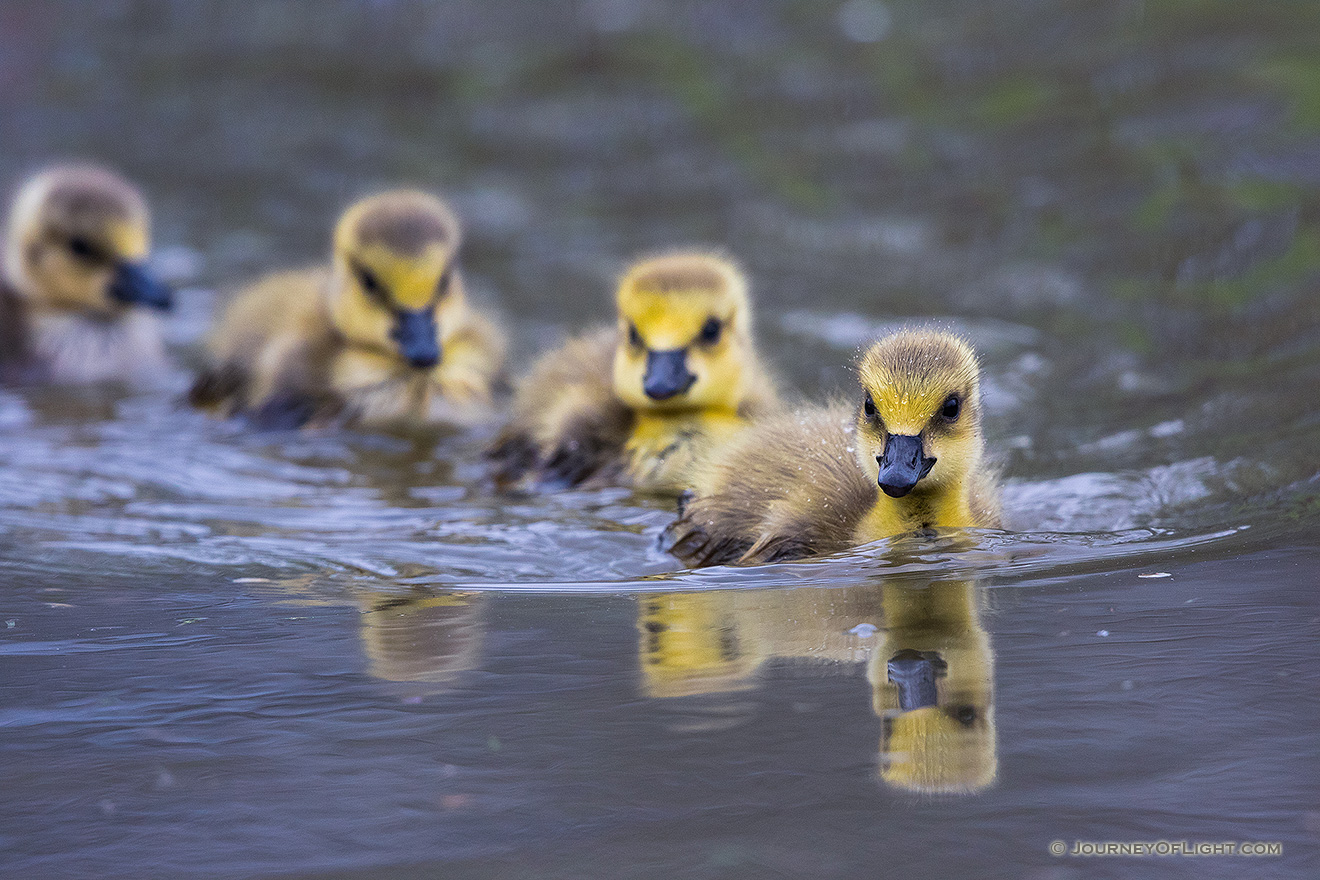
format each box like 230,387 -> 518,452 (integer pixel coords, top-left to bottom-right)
637,592 -> 764,699
871,580 -> 995,794
637,579 -> 996,794
357,588 -> 485,687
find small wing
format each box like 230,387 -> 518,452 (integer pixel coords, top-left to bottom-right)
187,363 -> 247,412
0,279 -> 39,383
486,327 -> 632,488
247,388 -> 342,430
190,269 -> 339,428
663,406 -> 876,567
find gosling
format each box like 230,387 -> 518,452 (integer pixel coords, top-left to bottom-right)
0,164 -> 172,385
486,251 -> 778,493
189,190 -> 506,429
664,329 -> 1002,565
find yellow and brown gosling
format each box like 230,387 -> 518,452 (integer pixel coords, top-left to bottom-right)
664,329 -> 1002,566
189,190 -> 506,429
0,164 -> 172,385
486,250 -> 778,494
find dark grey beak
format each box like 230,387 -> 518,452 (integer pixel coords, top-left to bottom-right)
109,261 -> 172,311
391,309 -> 441,369
877,434 -> 936,498
888,649 -> 939,711
643,348 -> 696,401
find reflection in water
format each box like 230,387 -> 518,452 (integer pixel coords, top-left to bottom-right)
872,580 -> 995,794
637,592 -> 763,699
638,578 -> 995,794
356,588 -> 485,687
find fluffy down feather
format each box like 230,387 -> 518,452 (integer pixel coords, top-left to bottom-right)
662,405 -> 876,565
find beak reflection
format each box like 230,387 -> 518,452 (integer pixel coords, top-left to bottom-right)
635,578 -> 997,795
887,649 -> 942,711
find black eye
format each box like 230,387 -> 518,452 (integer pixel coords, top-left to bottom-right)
952,705 -> 978,727
435,268 -> 452,298
940,394 -> 961,422
353,263 -> 384,299
698,317 -> 722,345
66,236 -> 101,263
863,392 -> 876,418
628,323 -> 643,348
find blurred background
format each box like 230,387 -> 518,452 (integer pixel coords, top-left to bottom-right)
4,0 -> 1318,519
1,3 -> 1317,878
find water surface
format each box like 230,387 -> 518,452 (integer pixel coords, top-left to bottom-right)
1,2 -> 1317,877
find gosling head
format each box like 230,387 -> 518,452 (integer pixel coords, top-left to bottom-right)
328,190 -> 464,371
612,251 -> 753,413
3,164 -> 172,316
854,330 -> 983,499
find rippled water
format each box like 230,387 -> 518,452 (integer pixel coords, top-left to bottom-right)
1,2 -> 1318,878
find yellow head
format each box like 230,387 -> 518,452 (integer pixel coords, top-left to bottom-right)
3,164 -> 171,315
327,190 -> 465,370
854,330 -> 984,502
612,251 -> 755,413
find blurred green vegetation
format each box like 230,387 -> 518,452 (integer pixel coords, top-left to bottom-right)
1256,56 -> 1320,131
13,0 -> 1320,329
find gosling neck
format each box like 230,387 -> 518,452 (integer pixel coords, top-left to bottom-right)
634,398 -> 743,435
856,475 -> 976,543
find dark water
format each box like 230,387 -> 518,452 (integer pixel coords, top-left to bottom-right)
1,2 -> 1318,877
